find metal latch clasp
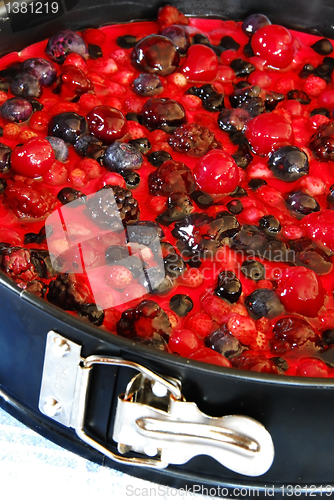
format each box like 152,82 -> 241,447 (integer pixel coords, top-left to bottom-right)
39,331 -> 274,476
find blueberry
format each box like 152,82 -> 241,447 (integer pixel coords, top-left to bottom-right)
310,107 -> 331,118
131,335 -> 168,351
28,98 -> 43,112
57,187 -> 86,206
116,35 -> 137,49
157,192 -> 194,226
147,150 -> 172,167
230,58 -> 255,77
215,270 -> 242,303
164,252 -> 186,279
218,108 -> 250,134
187,84 -> 224,112
226,199 -> 243,215
139,266 -> 174,295
74,134 -> 103,157
169,294 -> 193,316
285,190 -> 320,218
141,97 -> 186,133
103,142 -> 143,172
229,185 -> 248,197
22,58 -> 57,87
46,136 -> 69,162
190,190 -> 214,209
287,89 -> 311,105
242,13 -> 271,36
311,38 -> 333,56
299,63 -> 315,79
245,289 -> 284,319
10,72 -> 42,99
264,91 -> 285,111
45,30 -> 88,64
205,329 -> 243,358
289,238 -> 332,275
132,73 -> 163,96
0,178 -> 7,194
241,259 -> 265,281
126,112 -> 142,123
219,36 -> 240,51
48,112 -> 87,144
129,137 -> 151,155
229,85 -> 261,108
78,303 -> 104,325
0,143 -> 11,173
1,97 -> 33,122
121,170 -> 141,188
259,215 -> 281,234
88,44 -> 103,59
161,25 -> 190,56
214,211 -> 241,238
232,143 -> 253,169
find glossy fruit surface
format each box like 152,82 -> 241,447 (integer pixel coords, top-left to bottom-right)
251,24 -> 296,69
181,45 -> 218,82
87,106 -> 127,143
193,150 -> 239,195
11,138 -> 55,178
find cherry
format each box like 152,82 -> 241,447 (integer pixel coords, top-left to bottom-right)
181,44 -> 218,82
277,266 -> 325,317
245,113 -> 293,156
87,105 -> 127,143
193,150 -> 239,195
251,24 -> 296,69
169,329 -> 202,357
189,347 -> 232,367
11,137 -> 55,178
131,35 -> 180,76
295,358 -> 329,378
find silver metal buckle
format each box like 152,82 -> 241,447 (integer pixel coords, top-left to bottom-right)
39,330 -> 275,476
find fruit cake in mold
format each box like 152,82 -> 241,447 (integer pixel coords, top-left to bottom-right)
0,5 -> 334,377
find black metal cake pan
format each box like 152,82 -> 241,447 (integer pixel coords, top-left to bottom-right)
1,0 -> 334,497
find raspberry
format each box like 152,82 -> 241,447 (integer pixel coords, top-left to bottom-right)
148,160 -> 196,196
168,123 -> 221,157
105,264 -> 133,290
157,5 -> 189,30
184,311 -> 215,337
86,185 -> 139,227
1,247 -> 38,281
47,273 -> 92,311
117,299 -> 171,340
5,180 -> 56,219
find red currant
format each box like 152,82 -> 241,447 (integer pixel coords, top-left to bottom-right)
11,137 -> 55,178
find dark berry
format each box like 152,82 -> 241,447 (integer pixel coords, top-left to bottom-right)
169,294 -> 193,316
147,150 -> 172,167
270,316 -> 320,355
244,289 -> 284,319
310,107 -> 331,118
46,136 -> 69,162
164,252 -> 186,279
117,35 -> 137,49
232,352 -> 279,374
168,123 -> 221,157
126,112 -> 142,123
1,97 -> 33,123
129,137 -> 151,155
309,121 -> 334,161
191,190 -> 214,209
243,41 -> 255,58
45,30 -> 88,64
78,303 -> 104,325
218,108 -> 250,134
24,225 -> 51,246
232,143 -> 253,169
289,238 -> 332,275
88,44 -> 103,59
248,178 -> 267,191
148,160 -> 196,196
131,73 -> 163,96
121,170 -> 141,188
117,300 -> 171,340
86,185 -> 139,227
229,85 -> 261,108
161,25 -> 190,56
131,35 -> 180,76
205,329 -> 243,358
47,273 -> 92,311
57,187 -> 86,206
156,192 -> 194,226
287,89 -> 311,105
242,13 -> 271,36
230,58 -> 255,77
264,91 -> 285,111
271,357 -> 289,372
28,98 -> 43,112
241,259 -> 266,281
103,142 -> 143,172
126,221 -> 164,246
321,329 -> 334,347
311,38 -> 333,55
268,145 -> 309,182
299,63 -> 315,79
215,270 -> 242,303
285,190 -> 320,218
22,58 -> 57,86
226,199 -> 243,215
139,267 -> 174,295
186,84 -> 224,112
192,33 -> 221,57
259,215 -> 281,234
48,112 -> 87,145
87,105 -> 127,143
219,36 -> 240,51
131,335 -> 168,351
230,185 -> 248,197
0,143 -> 11,173
105,245 -> 129,263
73,134 -> 102,157
141,97 -> 186,133
10,72 -> 42,99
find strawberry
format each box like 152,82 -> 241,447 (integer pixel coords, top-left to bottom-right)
185,311 -> 215,337
250,331 -> 270,351
201,295 -> 230,323
157,5 -> 189,30
227,314 -> 257,346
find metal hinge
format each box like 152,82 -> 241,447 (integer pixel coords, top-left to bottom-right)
38,330 -> 275,476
